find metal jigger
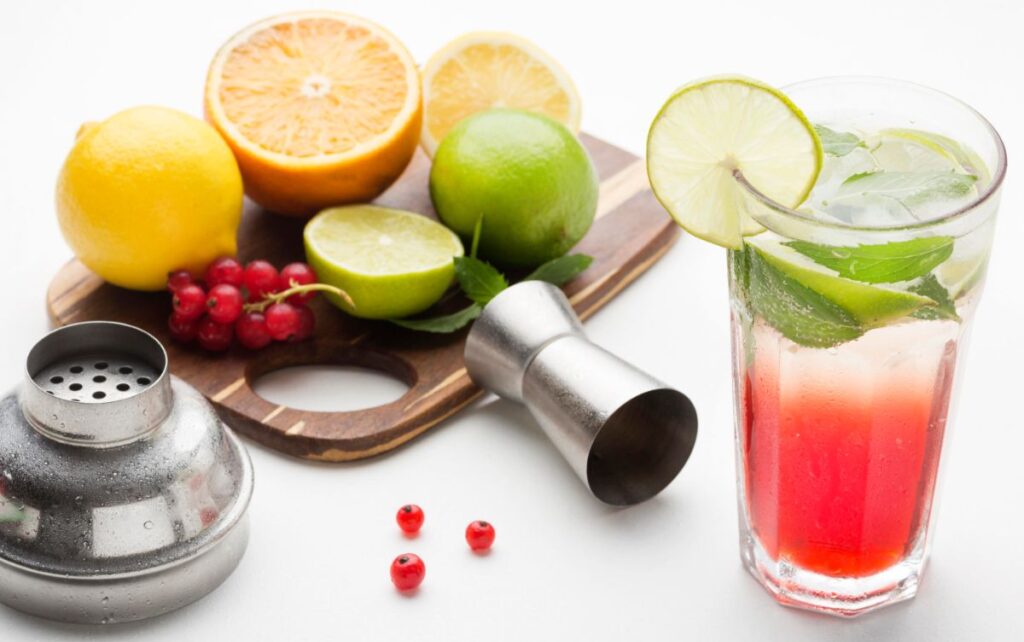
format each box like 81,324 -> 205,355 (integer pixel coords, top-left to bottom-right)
465,281 -> 698,505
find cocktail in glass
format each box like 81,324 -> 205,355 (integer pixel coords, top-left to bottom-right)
729,78 -> 1006,616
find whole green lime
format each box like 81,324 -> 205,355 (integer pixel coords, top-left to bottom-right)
429,109 -> 598,267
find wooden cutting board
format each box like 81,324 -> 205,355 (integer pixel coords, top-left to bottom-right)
47,134 -> 678,462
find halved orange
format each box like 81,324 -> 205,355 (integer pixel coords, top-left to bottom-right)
205,11 -> 422,216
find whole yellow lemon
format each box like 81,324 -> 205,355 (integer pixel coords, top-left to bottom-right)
56,106 -> 243,291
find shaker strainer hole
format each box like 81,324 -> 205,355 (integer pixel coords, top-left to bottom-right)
92,391 -> 106,400
119,366 -> 133,375
93,375 -> 107,383
46,390 -> 55,395
117,383 -> 130,392
95,362 -> 109,370
70,366 -> 83,374
49,376 -> 64,384
69,383 -> 82,391
137,377 -> 152,386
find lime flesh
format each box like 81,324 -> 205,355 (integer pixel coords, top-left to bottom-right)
304,205 -> 464,319
748,239 -> 934,327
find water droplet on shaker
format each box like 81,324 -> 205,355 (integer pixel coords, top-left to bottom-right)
143,521 -> 153,530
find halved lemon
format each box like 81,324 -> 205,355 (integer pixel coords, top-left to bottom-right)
420,32 -> 581,156
205,11 -> 422,216
646,76 -> 823,248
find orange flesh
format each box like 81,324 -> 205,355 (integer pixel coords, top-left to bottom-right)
216,18 -> 411,157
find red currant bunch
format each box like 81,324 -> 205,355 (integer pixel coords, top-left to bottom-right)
165,257 -> 346,353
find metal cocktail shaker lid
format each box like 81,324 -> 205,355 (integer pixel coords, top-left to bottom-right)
0,321 -> 253,624
465,281 -> 698,506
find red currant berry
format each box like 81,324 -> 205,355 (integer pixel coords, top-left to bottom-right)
167,270 -> 193,292
168,313 -> 200,343
292,305 -> 316,341
244,260 -> 280,300
172,284 -> 207,321
465,520 -> 495,551
279,262 -> 318,304
197,317 -> 233,352
265,302 -> 300,341
236,312 -> 272,350
206,284 -> 244,324
396,505 -> 424,535
390,554 -> 425,592
205,257 -> 244,288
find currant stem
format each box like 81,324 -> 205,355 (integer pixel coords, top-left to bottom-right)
243,282 -> 354,313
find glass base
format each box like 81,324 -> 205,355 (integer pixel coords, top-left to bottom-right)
740,532 -> 927,617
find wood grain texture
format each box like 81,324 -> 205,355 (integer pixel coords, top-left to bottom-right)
47,134 -> 678,461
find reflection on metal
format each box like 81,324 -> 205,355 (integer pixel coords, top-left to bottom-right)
464,281 -> 699,506
0,322 -> 254,624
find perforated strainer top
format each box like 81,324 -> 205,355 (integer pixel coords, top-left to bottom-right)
33,352 -> 159,403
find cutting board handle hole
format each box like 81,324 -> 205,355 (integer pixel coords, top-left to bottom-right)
251,364 -> 411,412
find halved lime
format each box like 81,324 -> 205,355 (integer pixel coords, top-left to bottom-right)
304,205 -> 464,319
646,76 -> 823,248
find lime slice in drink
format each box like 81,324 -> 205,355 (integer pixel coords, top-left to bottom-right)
646,76 -> 823,248
304,205 -> 464,319
739,238 -> 936,347
875,128 -> 989,181
751,240 -> 935,326
937,251 -> 989,299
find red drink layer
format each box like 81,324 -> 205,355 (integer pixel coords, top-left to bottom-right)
740,321 -> 957,578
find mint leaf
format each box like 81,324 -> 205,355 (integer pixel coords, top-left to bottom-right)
784,237 -> 954,284
391,304 -> 483,333
393,253 -> 593,333
815,125 -> 864,157
454,256 -> 508,306
742,246 -> 864,348
910,275 -> 960,321
837,171 -> 976,206
525,254 -> 593,286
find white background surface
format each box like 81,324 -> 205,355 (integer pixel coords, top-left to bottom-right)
1,1 -> 1021,640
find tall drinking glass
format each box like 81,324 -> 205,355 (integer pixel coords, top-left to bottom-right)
728,78 -> 1006,616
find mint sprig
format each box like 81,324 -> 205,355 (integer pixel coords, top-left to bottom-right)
524,254 -> 594,285
390,253 -> 593,333
815,125 -> 864,157
455,256 -> 508,306
785,236 -> 954,284
391,304 -> 483,333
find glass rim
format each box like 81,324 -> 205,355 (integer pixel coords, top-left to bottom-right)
737,75 -> 1008,234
